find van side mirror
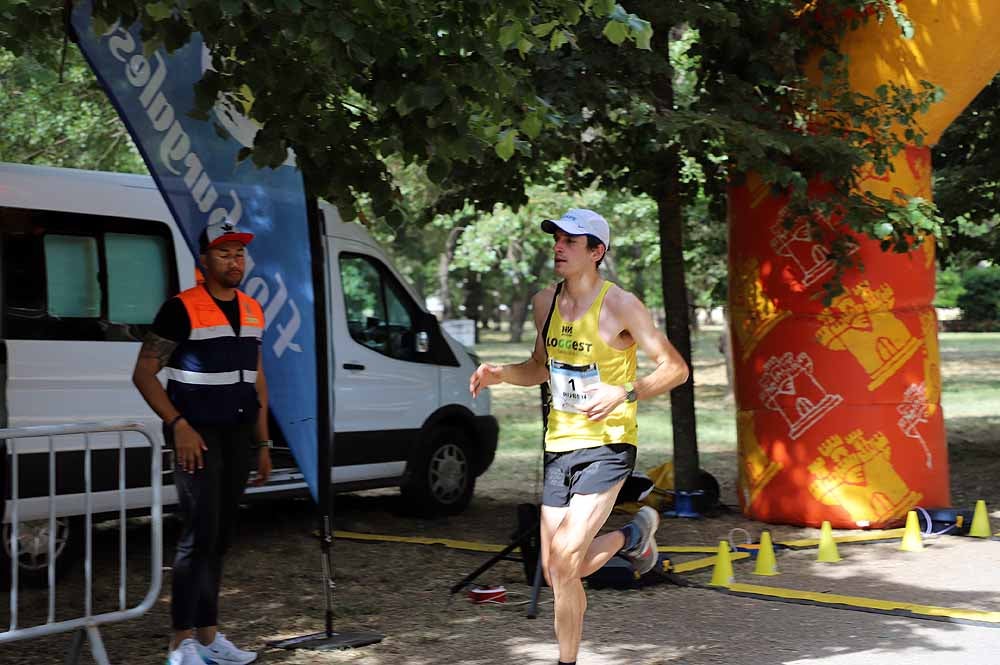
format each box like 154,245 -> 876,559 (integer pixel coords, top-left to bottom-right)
412,311 -> 459,366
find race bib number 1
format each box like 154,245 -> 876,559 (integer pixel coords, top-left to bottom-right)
549,360 -> 600,413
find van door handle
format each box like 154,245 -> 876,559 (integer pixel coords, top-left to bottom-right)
343,363 -> 365,371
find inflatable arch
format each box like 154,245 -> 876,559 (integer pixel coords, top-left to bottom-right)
729,2 -> 1000,528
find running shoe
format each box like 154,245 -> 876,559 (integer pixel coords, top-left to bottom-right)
620,505 -> 660,575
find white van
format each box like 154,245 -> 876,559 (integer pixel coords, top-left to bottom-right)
0,162 -> 497,584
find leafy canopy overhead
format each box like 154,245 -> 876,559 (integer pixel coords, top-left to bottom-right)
0,0 -> 653,225
468,1 -> 944,297
2,0 -> 948,276
0,47 -> 144,172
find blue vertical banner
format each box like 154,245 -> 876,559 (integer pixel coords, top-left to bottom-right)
70,2 -> 322,501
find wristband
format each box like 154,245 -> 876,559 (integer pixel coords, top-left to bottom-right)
167,415 -> 185,431
256,439 -> 274,450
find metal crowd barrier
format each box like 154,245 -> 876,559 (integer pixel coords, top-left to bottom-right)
0,421 -> 162,665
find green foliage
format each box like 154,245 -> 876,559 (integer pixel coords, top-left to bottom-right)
448,184 -> 596,326
361,1 -> 939,314
934,74 -> 1000,271
505,2 -> 944,302
957,265 -> 1000,322
0,0 -> 655,226
437,177 -> 724,324
0,0 -> 957,314
863,0 -> 914,38
933,268 -> 964,309
0,48 -> 144,172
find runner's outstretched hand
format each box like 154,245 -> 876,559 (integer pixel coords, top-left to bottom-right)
470,363 -> 504,398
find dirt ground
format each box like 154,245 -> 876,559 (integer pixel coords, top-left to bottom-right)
4,420 -> 1000,665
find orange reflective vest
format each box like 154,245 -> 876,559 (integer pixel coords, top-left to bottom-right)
165,286 -> 265,426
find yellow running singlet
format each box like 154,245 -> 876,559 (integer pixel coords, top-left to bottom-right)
544,281 -> 638,452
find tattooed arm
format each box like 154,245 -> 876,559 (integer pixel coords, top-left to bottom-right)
132,332 -> 181,423
133,331 -> 208,472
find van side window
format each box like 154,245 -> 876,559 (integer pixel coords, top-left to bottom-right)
44,235 -> 101,318
106,233 -> 170,323
340,253 -> 417,361
1,207 -> 177,341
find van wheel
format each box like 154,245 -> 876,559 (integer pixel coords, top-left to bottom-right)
0,516 -> 83,589
402,426 -> 475,516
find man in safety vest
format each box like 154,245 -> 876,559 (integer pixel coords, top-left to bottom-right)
469,209 -> 689,665
133,219 -> 272,665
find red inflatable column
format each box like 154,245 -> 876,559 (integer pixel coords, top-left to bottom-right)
728,153 -> 947,529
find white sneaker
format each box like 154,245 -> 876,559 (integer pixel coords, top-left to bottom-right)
196,633 -> 257,665
166,639 -> 204,665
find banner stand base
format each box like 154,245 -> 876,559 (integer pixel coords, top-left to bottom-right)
267,630 -> 384,651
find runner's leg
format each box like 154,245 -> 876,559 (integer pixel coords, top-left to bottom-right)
540,504 -> 570,588
577,527 -> 628,578
547,478 -> 626,664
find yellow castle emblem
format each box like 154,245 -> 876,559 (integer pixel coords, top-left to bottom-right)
731,258 -> 791,361
737,411 -> 783,507
808,429 -> 922,527
815,281 -> 921,391
919,309 -> 941,409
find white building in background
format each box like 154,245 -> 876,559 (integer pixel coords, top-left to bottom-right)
425,294 -> 445,319
441,319 -> 476,348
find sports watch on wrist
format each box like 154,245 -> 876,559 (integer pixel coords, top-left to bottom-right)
256,439 -> 273,450
622,382 -> 638,404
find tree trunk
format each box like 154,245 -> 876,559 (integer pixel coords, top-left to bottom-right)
437,226 -> 464,319
645,22 -> 700,493
632,245 -> 646,301
508,295 -> 529,343
657,165 -> 700,494
688,289 -> 700,332
602,248 -> 621,284
464,273 -> 483,343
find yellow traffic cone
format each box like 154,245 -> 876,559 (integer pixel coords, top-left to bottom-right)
753,531 -> 779,576
817,520 -> 841,563
709,540 -> 735,586
900,510 -> 924,552
970,500 -> 992,538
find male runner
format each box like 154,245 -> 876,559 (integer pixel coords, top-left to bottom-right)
470,209 -> 689,664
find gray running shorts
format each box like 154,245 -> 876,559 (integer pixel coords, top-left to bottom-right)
542,443 -> 637,507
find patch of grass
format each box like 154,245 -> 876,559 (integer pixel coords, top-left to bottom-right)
939,332 -> 1000,419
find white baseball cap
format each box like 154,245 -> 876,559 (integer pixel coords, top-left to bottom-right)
541,208 -> 610,247
199,218 -> 254,252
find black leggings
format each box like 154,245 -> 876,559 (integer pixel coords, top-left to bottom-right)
167,423 -> 253,630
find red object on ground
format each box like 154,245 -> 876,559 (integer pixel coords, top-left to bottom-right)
467,586 -> 507,604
